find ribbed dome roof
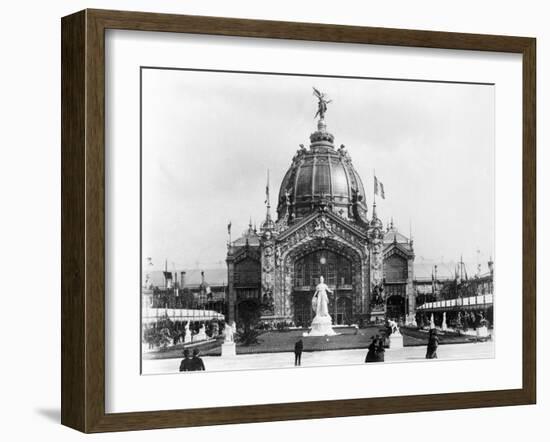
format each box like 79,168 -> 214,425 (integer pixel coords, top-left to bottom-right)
277,119 -> 367,222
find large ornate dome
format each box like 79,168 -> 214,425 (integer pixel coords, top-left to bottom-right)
277,118 -> 368,223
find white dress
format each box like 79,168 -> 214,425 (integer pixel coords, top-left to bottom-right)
314,282 -> 330,317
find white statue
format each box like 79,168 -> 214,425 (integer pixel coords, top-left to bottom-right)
312,276 -> 332,317
184,322 -> 192,343
224,320 -> 236,343
196,324 -> 207,340
222,320 -> 237,357
304,276 -> 337,337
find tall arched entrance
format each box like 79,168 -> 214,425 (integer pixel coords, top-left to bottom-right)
386,295 -> 405,321
292,249 -> 354,327
383,252 -> 408,322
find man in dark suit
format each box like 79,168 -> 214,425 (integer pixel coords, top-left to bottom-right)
294,339 -> 304,366
365,336 -> 377,363
191,348 -> 206,371
179,348 -> 193,372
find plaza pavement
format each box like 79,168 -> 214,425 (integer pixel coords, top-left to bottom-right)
142,341 -> 494,375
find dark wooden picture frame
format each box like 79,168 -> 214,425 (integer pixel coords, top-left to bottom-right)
61,9 -> 536,433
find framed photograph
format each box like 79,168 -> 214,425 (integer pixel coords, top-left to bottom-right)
61,9 -> 536,433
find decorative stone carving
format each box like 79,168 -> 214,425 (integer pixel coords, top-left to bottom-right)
312,216 -> 333,238
370,283 -> 385,309
272,220 -> 366,320
275,246 -> 282,267
260,235 -> 276,314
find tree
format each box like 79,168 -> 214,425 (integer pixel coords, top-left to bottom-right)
236,300 -> 262,346
143,314 -> 175,350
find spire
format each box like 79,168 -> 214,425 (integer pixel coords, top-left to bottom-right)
265,169 -> 272,222
369,201 -> 382,230
261,169 -> 276,235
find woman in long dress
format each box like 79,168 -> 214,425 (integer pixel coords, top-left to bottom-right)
312,276 -> 332,317
426,328 -> 439,359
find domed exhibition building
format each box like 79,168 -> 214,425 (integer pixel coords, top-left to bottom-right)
226,95 -> 416,328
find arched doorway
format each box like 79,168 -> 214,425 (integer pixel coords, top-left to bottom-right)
292,249 -> 353,327
386,295 -> 405,321
336,296 -> 353,325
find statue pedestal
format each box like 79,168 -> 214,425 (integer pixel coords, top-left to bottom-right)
221,342 -> 236,357
303,314 -> 337,337
184,334 -> 192,344
389,330 -> 404,349
369,309 -> 386,324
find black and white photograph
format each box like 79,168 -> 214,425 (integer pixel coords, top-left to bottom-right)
140,68 -> 495,375
1,0 -> 544,439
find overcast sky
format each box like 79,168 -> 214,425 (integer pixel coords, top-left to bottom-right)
141,68 -> 494,277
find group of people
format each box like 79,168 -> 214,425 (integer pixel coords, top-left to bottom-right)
364,335 -> 385,363
364,328 -> 439,362
178,327 -> 440,371
179,348 -> 206,372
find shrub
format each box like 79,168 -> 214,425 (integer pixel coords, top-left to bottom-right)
236,328 -> 262,346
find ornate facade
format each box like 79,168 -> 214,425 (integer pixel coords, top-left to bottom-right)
226,99 -> 415,327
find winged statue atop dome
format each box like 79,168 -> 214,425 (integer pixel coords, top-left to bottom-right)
313,87 -> 332,120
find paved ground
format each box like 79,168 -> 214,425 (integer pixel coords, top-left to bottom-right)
142,340 -> 494,375
143,326 -> 487,360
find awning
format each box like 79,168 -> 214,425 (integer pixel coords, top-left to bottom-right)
142,307 -> 225,324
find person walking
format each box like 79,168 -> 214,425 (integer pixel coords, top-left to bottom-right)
191,348 -> 206,371
426,328 -> 439,359
179,348 -> 193,372
294,339 -> 304,366
365,336 -> 378,363
375,335 -> 385,362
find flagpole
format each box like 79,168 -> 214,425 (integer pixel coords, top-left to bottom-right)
373,168 -> 376,205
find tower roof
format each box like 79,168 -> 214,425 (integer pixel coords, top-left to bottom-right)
231,223 -> 260,247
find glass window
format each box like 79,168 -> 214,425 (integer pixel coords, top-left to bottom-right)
294,250 -> 352,288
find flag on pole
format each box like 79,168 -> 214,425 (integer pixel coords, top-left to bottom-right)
374,176 -> 386,199
264,169 -> 270,205
227,221 -> 232,235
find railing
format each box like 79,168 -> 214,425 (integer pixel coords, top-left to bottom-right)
417,294 -> 493,311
